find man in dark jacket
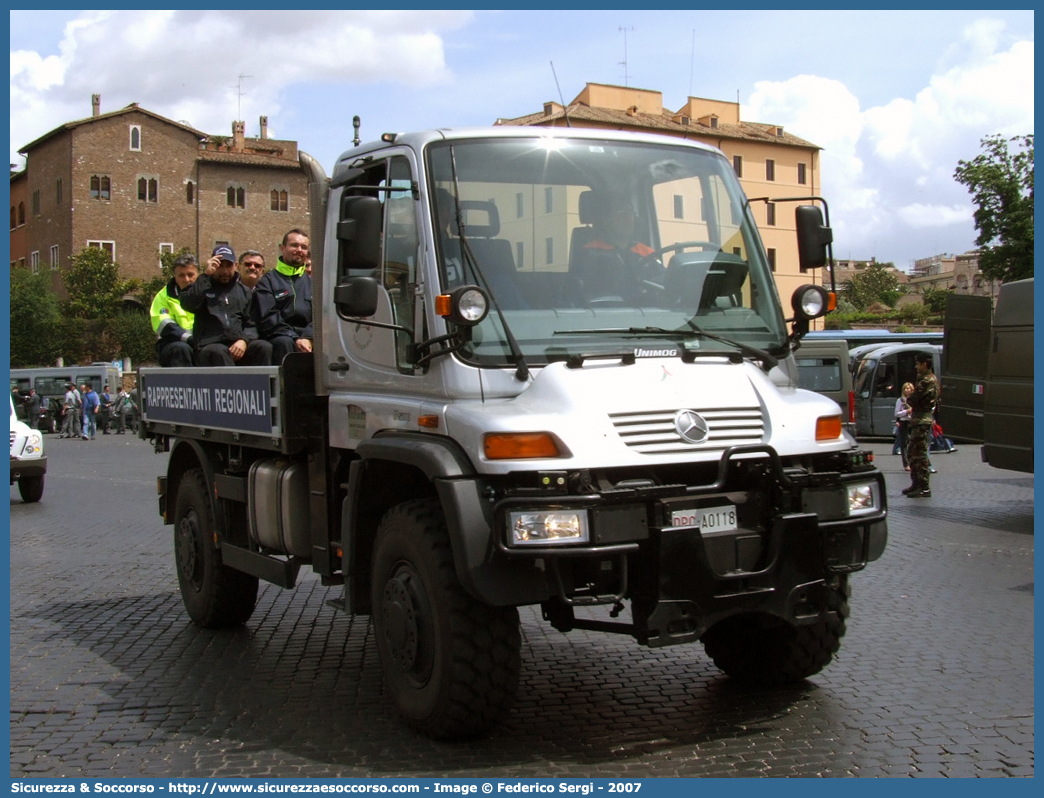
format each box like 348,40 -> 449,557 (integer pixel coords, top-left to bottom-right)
181,245 -> 271,367
253,229 -> 313,364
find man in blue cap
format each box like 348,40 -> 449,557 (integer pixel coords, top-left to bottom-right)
180,245 -> 270,366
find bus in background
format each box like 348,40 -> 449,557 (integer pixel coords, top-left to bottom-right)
10,364 -> 122,432
853,343 -> 943,438
805,329 -> 943,348
942,279 -> 1033,473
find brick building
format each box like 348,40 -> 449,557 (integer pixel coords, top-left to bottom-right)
496,82 -> 824,303
10,96 -> 324,291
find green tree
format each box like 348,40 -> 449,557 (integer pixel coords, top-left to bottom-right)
62,246 -> 134,321
954,134 -> 1034,282
920,288 -> 951,314
60,246 -> 154,363
842,262 -> 902,310
10,267 -> 65,367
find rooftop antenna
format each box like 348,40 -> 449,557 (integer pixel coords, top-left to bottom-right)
233,74 -> 252,122
618,26 -> 634,86
550,61 -> 572,127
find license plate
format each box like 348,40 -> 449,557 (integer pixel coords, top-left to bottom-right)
670,504 -> 738,532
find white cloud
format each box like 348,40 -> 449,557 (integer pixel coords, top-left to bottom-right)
10,10 -> 472,162
742,20 -> 1032,268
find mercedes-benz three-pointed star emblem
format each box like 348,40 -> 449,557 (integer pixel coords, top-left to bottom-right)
674,409 -> 709,444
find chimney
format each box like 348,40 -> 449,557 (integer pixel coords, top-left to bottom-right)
232,121 -> 245,150
91,94 -> 101,117
259,115 -> 268,140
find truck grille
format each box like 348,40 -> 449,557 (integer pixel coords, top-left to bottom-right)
10,431 -> 18,456
610,407 -> 765,454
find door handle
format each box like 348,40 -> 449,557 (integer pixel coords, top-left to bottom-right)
328,361 -> 350,372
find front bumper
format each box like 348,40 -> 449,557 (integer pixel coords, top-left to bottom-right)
468,445 -> 887,647
11,456 -> 47,480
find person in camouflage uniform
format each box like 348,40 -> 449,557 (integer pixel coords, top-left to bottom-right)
902,353 -> 939,498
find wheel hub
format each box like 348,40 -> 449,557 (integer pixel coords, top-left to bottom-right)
381,572 -> 419,671
175,510 -> 203,590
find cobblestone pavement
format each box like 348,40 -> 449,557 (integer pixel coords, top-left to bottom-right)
10,433 -> 1033,778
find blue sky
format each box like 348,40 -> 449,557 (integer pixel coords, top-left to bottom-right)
9,9 -> 1035,270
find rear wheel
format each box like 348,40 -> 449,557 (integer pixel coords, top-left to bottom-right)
702,577 -> 850,682
18,475 -> 44,503
174,468 -> 258,628
371,498 -> 521,739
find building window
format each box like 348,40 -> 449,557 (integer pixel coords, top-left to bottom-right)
766,160 -> 776,181
673,194 -> 684,220
50,244 -> 59,270
227,186 -> 245,209
516,241 -> 524,269
138,177 -> 158,203
766,202 -> 776,226
32,190 -> 40,216
545,237 -> 554,264
129,125 -> 141,151
56,178 -> 63,205
767,248 -> 777,272
90,175 -> 111,200
544,186 -> 553,214
270,189 -> 288,212
86,240 -> 115,259
797,163 -> 807,185
733,155 -> 743,177
732,247 -> 742,257
9,206 -> 15,230
30,251 -> 40,274
159,242 -> 174,269
186,181 -> 195,205
516,192 -> 524,219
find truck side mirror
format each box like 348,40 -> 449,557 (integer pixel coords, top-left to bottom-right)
337,195 -> 382,272
796,205 -> 832,272
334,276 -> 379,318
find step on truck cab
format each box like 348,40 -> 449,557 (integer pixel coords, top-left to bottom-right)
139,127 -> 887,739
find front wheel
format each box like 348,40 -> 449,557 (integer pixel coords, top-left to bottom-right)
173,468 -> 258,628
371,498 -> 521,740
701,577 -> 850,682
18,475 -> 44,503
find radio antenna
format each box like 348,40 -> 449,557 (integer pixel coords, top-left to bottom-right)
550,61 -> 572,127
619,26 -> 634,86
233,74 -> 252,122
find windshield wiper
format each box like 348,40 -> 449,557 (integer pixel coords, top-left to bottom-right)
554,325 -> 779,371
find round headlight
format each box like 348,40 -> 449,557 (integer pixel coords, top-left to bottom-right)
791,284 -> 830,320
450,285 -> 489,326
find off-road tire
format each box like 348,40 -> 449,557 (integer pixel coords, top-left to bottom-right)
174,468 -> 258,628
18,475 -> 44,503
371,498 -> 521,740
702,577 -> 850,682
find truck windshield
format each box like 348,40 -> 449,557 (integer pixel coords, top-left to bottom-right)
426,136 -> 787,368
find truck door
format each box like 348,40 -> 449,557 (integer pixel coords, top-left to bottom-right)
941,294 -> 991,442
330,153 -> 423,376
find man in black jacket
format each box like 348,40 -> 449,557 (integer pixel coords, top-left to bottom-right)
253,229 -> 313,364
181,245 -> 271,366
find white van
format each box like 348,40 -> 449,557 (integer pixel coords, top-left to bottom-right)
10,395 -> 46,502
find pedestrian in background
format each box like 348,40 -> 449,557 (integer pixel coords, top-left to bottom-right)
903,354 -> 939,498
114,388 -> 133,434
99,385 -> 113,434
894,382 -> 914,471
81,382 -> 100,441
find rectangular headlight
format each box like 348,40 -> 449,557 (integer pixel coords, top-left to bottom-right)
846,482 -> 879,517
508,510 -> 590,546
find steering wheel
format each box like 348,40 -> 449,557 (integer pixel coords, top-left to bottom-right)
638,240 -> 719,267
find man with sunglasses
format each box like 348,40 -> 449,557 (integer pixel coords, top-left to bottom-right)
238,250 -> 266,291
